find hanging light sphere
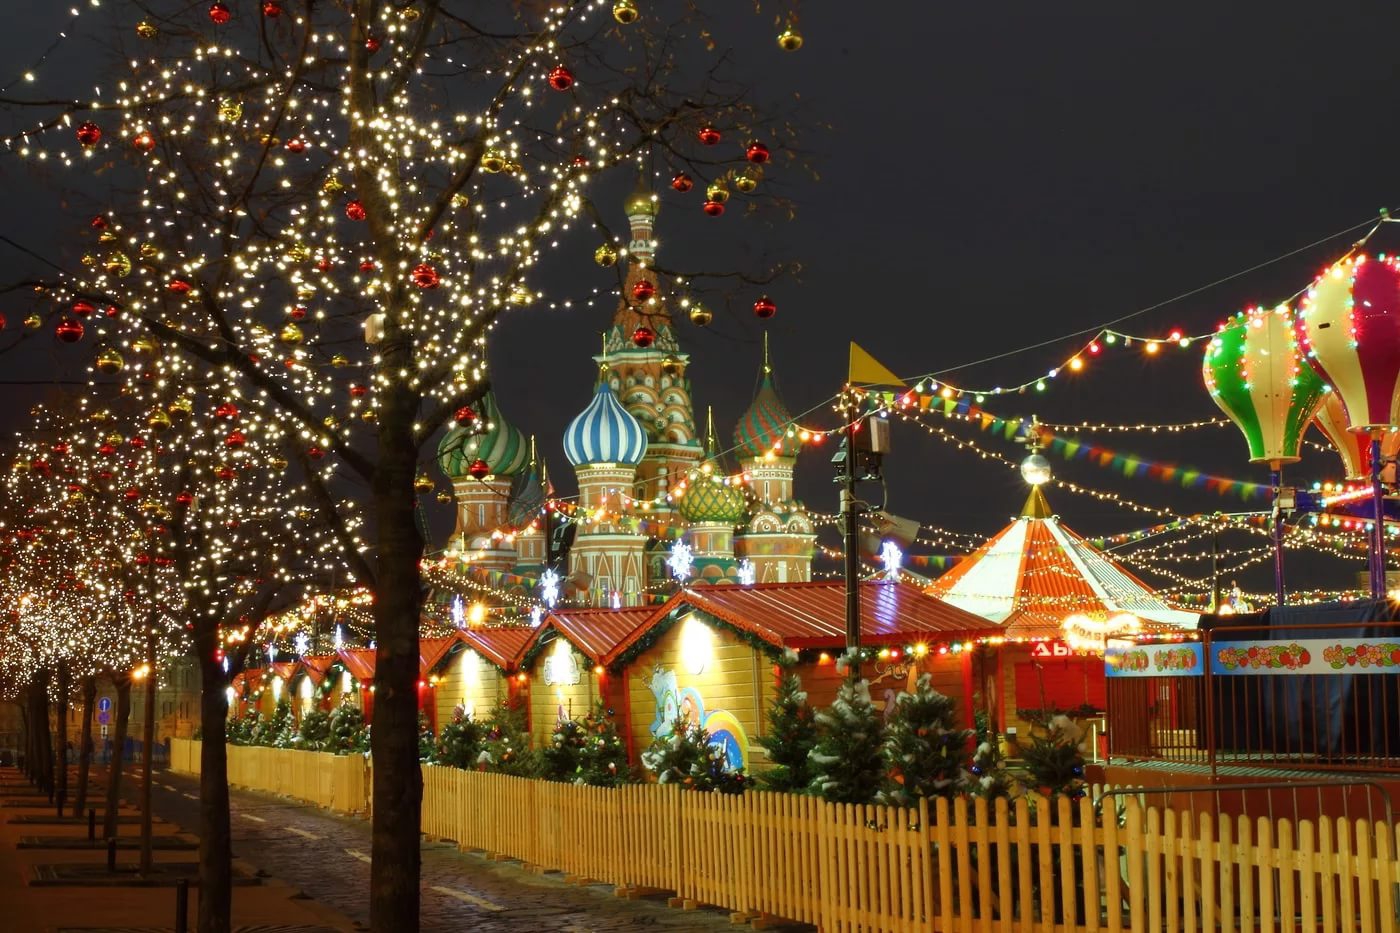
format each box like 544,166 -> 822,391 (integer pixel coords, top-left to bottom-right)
412,263 -> 440,288
547,64 -> 574,91
95,347 -> 124,375
777,27 -> 804,51
54,316 -> 84,343
671,173 -> 694,193
209,2 -> 232,25
593,243 -> 618,267
753,296 -> 777,319
345,199 -> 367,221
702,200 -> 725,217
1020,453 -> 1053,486
745,141 -> 771,164
76,122 -> 102,147
632,325 -> 657,348
468,458 -> 491,479
263,1 -> 283,17
688,304 -> 713,327
612,0 -> 639,24
697,126 -> 721,146
632,279 -> 656,302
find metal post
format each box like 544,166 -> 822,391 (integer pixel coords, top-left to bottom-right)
174,878 -> 189,933
55,789 -> 65,819
1270,466 -> 1285,606
1372,435 -> 1387,598
1210,521 -> 1222,612
106,836 -> 117,872
87,808 -> 95,841
842,418 -> 861,679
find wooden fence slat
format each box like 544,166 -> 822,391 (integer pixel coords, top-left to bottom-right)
1375,819 -> 1396,931
1357,817 -> 1375,933
1146,805 -> 1162,933
997,797 -> 1014,933
1180,808 -> 1196,933
1124,798 -> 1144,930
1014,796 -> 1033,933
976,796 -> 993,933
1276,819 -> 1294,933
1197,812 -> 1216,933
1102,795 -> 1122,933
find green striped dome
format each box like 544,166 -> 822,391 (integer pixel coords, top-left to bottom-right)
678,471 -> 746,524
733,371 -> 799,459
437,392 -> 529,478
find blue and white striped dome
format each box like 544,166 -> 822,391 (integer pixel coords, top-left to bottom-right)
564,382 -> 648,467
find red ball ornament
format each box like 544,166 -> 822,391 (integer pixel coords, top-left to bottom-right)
224,429 -> 246,449
135,553 -> 151,566
176,491 -> 194,506
285,137 -> 306,153
468,458 -> 490,479
753,295 -> 776,319
216,466 -> 236,481
345,199 -> 366,221
365,35 -> 381,52
547,64 -> 574,91
105,305 -> 120,318
349,383 -> 368,398
167,278 -> 191,293
289,305 -> 307,320
128,437 -> 146,450
124,486 -> 141,501
306,445 -> 325,460
631,280 -> 656,302
90,215 -> 107,230
359,259 -> 376,273
702,200 -> 725,216
316,257 -> 331,272
632,325 -> 656,348
262,1 -> 282,17
209,2 -> 231,25
671,173 -> 694,193
454,405 -> 476,423
76,122 -> 102,147
98,443 -> 117,457
54,316 -> 84,343
214,402 -> 239,420
71,300 -> 94,317
51,442 -> 69,455
412,263 -> 440,288
745,141 -> 771,164
132,131 -> 156,152
697,126 -> 721,146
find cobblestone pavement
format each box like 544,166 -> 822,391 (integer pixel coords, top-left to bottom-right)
141,768 -> 813,933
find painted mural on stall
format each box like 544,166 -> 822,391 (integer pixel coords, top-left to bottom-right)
646,667 -> 750,771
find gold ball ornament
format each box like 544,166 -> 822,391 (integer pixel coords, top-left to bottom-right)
97,231 -> 118,245
167,397 -> 194,420
136,20 -> 159,39
734,168 -> 761,194
139,242 -> 159,260
705,180 -> 730,204
777,27 -> 804,51
94,347 -> 124,375
436,491 -> 452,504
400,6 -> 421,21
284,243 -> 311,263
451,193 -> 469,209
322,177 -> 344,195
147,410 -> 172,433
104,433 -> 124,447
481,150 -> 507,173
279,322 -> 304,345
104,253 -> 132,277
662,355 -> 683,377
23,313 -> 41,330
269,457 -> 289,471
331,354 -> 350,368
81,253 -> 99,267
360,409 -> 377,423
594,243 -> 618,267
218,98 -> 243,122
132,335 -> 159,355
688,304 -> 713,327
413,475 -> 435,493
612,0 -> 639,24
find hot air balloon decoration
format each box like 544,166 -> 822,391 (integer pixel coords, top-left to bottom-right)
1312,391 -> 1400,483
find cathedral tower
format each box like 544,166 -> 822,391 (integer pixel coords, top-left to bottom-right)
437,392 -> 529,570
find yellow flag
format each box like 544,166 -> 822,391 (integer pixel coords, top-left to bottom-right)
848,342 -> 905,387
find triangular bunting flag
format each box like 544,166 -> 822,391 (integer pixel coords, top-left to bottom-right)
848,342 -> 906,387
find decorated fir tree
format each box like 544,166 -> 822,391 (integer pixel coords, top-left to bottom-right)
969,713 -> 1015,801
576,703 -> 630,787
417,710 -> 437,762
881,674 -> 973,806
297,708 -> 332,750
541,716 -> 588,782
807,678 -> 886,804
757,669 -> 818,793
255,698 -> 296,747
1021,714 -> 1089,799
642,717 -> 749,794
482,700 -> 538,776
433,706 -> 487,769
327,703 -> 370,756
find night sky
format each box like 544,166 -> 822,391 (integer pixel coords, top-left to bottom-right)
5,3 -> 1400,598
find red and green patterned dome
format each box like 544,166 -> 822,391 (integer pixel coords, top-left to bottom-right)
733,371 -> 798,460
437,392 -> 528,478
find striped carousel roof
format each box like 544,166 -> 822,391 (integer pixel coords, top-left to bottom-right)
563,381 -> 648,467
437,392 -> 529,478
733,370 -> 797,460
924,488 -> 1199,640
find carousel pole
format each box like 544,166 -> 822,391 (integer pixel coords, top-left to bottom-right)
1270,461 -> 1286,606
1370,432 -> 1387,598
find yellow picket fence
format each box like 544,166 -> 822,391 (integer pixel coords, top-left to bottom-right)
422,766 -> 1400,932
170,739 -> 369,815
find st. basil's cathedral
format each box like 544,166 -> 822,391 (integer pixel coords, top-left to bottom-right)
435,186 -> 816,608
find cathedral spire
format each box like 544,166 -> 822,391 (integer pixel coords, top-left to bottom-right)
624,174 -> 658,267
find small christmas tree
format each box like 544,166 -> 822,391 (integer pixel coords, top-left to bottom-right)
1021,714 -> 1088,799
882,674 -> 973,805
807,678 -> 886,804
541,715 -> 588,781
482,700 -> 538,776
969,710 -> 1015,800
575,702 -> 630,787
226,710 -> 260,746
757,667 -> 818,793
298,708 -> 332,750
255,698 -> 295,747
417,710 -> 436,762
434,706 -> 487,769
642,716 -> 749,794
327,702 -> 370,755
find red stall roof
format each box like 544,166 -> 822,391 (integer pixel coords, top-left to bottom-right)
521,606 -> 662,665
336,647 -> 377,683
419,636 -> 457,678
457,626 -> 535,671
297,654 -> 335,687
606,581 -> 999,660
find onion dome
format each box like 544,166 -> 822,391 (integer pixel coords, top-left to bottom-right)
625,187 -> 658,217
564,381 -> 648,467
437,392 -> 528,479
678,472 -> 746,524
734,370 -> 798,460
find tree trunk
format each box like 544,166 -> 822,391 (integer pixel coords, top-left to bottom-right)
103,676 -> 132,840
139,635 -> 157,874
196,633 -> 234,933
369,385 -> 424,933
17,700 -> 30,782
32,670 -> 53,794
55,661 -> 70,813
73,677 -> 97,816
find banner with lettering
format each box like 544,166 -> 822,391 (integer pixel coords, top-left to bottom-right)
1105,641 -> 1203,678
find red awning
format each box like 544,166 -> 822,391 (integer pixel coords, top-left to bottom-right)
336,647 -> 376,683
457,626 -> 535,671
419,636 -> 457,678
520,606 -> 662,665
296,654 -> 335,687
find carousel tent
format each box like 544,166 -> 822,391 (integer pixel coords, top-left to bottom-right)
926,487 -> 1198,641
